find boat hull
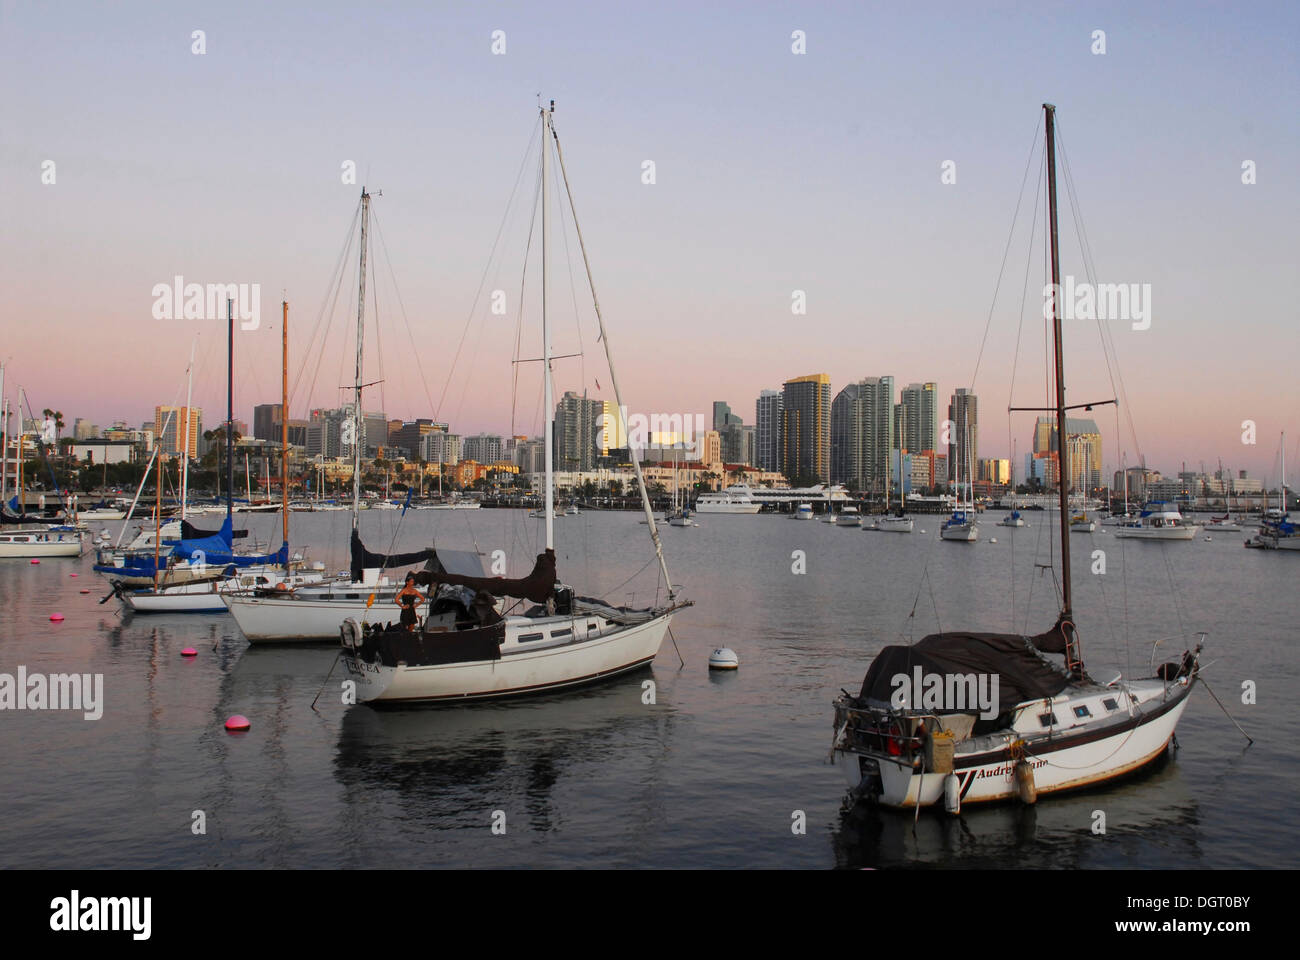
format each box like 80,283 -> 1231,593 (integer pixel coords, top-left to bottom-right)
225,589 -> 401,642
1113,525 -> 1200,540
343,613 -> 672,704
0,531 -> 85,557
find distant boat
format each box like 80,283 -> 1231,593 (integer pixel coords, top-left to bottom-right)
0,527 -> 84,558
835,505 -> 862,528
792,503 -> 814,520
1113,503 -> 1200,541
695,486 -> 762,514
1070,513 -> 1097,532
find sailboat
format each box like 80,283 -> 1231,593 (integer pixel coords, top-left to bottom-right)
339,101 -> 690,703
223,195 -> 438,641
667,449 -> 695,526
940,426 -> 978,541
871,446 -> 914,533
1245,433 -> 1296,550
123,302 -> 299,613
999,442 -> 1026,527
831,104 -> 1203,810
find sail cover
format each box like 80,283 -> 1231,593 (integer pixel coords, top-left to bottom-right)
181,519 -> 248,540
169,516 -> 288,567
412,548 -> 557,604
858,632 -> 1070,714
349,529 -> 437,582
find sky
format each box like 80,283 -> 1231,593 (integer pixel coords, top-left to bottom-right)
2,1 -> 1297,482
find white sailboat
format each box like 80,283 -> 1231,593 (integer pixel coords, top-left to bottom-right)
832,104 -> 1203,811
339,101 -> 690,703
1245,433 -> 1296,550
224,190 -> 436,641
870,447 -> 914,533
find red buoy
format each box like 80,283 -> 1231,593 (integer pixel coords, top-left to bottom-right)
181,647 -> 197,658
49,613 -> 65,622
80,589 -> 90,594
225,715 -> 251,732
70,573 -> 78,578
30,559 -> 39,565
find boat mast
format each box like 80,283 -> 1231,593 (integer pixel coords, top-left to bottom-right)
549,102 -> 677,600
282,300 -> 291,569
0,364 -> 6,504
540,104 -> 556,549
353,188 -> 371,533
181,336 -> 196,523
226,299 -> 234,528
1044,103 -> 1081,675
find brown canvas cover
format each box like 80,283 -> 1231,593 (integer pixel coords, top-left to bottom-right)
412,548 -> 557,604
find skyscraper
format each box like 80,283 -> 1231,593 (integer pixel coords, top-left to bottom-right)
899,382 -> 938,454
780,374 -> 831,485
947,388 -> 977,483
755,389 -> 782,472
831,376 -> 894,491
553,390 -> 604,472
1034,416 -> 1102,493
154,405 -> 202,459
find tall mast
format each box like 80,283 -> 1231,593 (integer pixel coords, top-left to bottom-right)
282,300 -> 290,567
181,336 -> 196,523
541,104 -> 555,550
226,299 -> 234,527
1044,102 -> 1080,675
353,188 -> 371,532
0,362 -> 7,503
550,102 -> 677,600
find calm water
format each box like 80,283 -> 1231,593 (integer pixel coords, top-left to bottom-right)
1,508 -> 1296,868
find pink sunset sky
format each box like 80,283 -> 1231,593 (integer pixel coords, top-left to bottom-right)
3,2 -> 1297,482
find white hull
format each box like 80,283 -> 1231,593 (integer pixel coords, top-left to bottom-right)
998,518 -> 1026,527
1071,521 -> 1097,532
868,517 -> 914,533
225,582 -> 402,642
0,530 -> 85,557
124,585 -> 230,613
940,524 -> 978,541
836,677 -> 1196,809
344,613 -> 672,703
693,502 -> 762,514
1114,525 -> 1200,540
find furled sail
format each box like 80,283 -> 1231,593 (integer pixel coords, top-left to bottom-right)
169,516 -> 288,568
411,548 -> 557,604
349,529 -> 437,582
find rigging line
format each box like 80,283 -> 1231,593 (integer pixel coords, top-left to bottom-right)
435,119 -> 542,425
294,203 -> 360,409
969,111 -> 1043,392
1056,120 -> 1142,464
510,157 -> 544,445
549,145 -> 586,391
370,208 -> 439,424
370,221 -> 387,429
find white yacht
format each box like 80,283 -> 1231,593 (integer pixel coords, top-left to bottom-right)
792,503 -> 814,520
1113,504 -> 1200,540
0,527 -> 85,558
694,486 -> 762,514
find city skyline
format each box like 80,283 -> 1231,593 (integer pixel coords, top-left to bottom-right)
3,4 -> 1296,482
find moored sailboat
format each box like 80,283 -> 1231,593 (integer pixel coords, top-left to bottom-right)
831,104 -> 1203,812
339,101 -> 690,703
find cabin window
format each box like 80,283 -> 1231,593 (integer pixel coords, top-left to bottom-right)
518,632 -> 544,642
345,593 -> 359,600
1073,705 -> 1092,719
1103,698 -> 1119,711
1038,713 -> 1056,727
551,628 -> 573,638
587,622 -> 597,631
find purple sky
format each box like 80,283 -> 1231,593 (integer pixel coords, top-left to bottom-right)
3,1 -> 1297,482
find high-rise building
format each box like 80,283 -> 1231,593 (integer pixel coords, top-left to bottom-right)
462,433 -> 504,465
154,405 -> 202,459
831,376 -> 894,492
712,401 -> 740,431
73,418 -> 97,441
1034,416 -> 1102,493
947,388 -> 977,483
553,390 -> 604,472
420,429 -> 460,465
755,389 -> 782,472
780,374 -> 831,484
253,404 -> 283,442
899,382 -> 939,454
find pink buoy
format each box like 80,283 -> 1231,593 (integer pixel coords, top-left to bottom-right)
30,559 -> 39,565
70,573 -> 78,578
181,647 -> 197,658
49,613 -> 65,622
225,715 -> 251,732
80,589 -> 90,594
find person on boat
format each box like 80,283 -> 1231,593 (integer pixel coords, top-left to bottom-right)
394,573 -> 427,632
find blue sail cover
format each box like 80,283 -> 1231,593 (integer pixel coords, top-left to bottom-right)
169,516 -> 288,567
